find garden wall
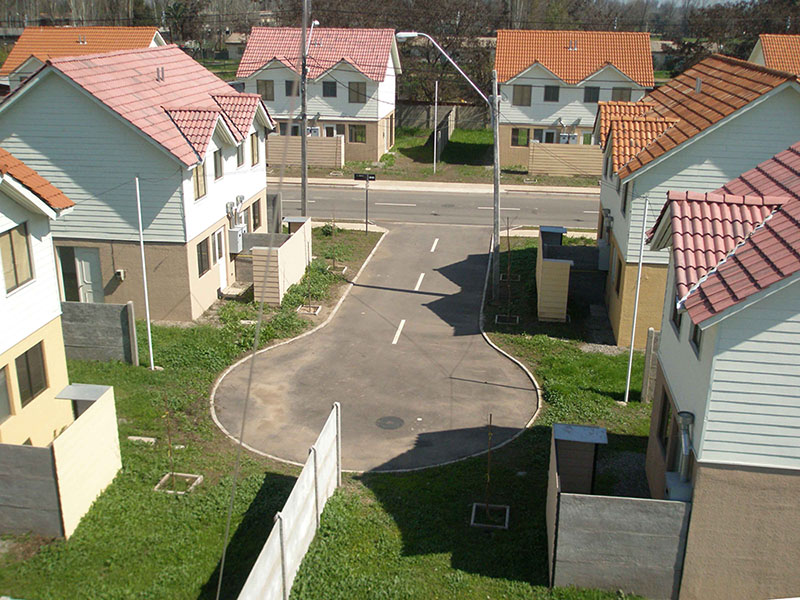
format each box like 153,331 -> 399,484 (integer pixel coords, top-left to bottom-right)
397,101 -> 489,130
0,442 -> 62,536
60,301 -> 138,364
529,144 -> 602,177
266,135 -> 344,168
238,403 -> 342,600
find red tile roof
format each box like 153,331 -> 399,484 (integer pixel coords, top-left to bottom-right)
651,139 -> 800,324
609,117 -> 676,173
0,26 -> 160,76
494,30 -> 654,86
755,34 -> 800,75
596,101 -> 653,146
0,147 -> 73,210
237,27 -> 396,81
36,46 -> 267,167
604,55 -> 797,178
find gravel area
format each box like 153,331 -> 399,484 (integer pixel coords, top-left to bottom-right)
596,450 -> 651,498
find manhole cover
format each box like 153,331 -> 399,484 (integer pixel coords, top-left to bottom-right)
376,416 -> 404,430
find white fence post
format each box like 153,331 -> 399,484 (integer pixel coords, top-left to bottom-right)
309,446 -> 320,529
275,512 -> 288,600
333,402 -> 342,486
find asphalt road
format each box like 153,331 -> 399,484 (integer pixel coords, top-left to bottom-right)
212,223 -> 537,472
278,184 -> 599,228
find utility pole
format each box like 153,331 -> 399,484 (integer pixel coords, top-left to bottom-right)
491,70 -> 501,299
300,0 -> 309,216
433,80 -> 438,174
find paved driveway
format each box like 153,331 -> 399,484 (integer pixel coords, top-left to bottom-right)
212,224 -> 537,471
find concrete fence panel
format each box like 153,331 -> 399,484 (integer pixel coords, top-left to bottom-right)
553,494 -> 690,599
0,443 -> 61,537
397,102 -> 489,130
529,144 -> 602,178
52,385 -> 121,538
60,301 -> 138,364
266,135 -> 344,168
238,403 -> 342,600
536,235 -> 572,322
642,328 -> 661,403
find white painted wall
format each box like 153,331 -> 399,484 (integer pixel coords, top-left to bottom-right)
244,61 -> 385,121
705,278 -> 800,469
657,264 -> 716,454
748,41 -> 765,66
182,124 -> 267,242
376,55 -> 397,120
0,71 -> 186,243
499,65 -> 646,130
0,192 -> 62,356
602,85 -> 800,265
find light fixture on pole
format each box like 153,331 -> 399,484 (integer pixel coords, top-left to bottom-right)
396,31 -> 501,298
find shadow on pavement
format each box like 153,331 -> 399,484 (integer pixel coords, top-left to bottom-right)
360,424 -> 553,585
425,252 -> 488,336
198,471 -> 297,600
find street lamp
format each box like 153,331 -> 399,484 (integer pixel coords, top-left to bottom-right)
396,31 -> 501,299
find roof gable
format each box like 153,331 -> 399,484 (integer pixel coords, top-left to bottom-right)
494,30 -> 654,86
7,45 -> 271,167
0,26 -> 161,77
616,54 -> 798,179
0,147 -> 73,212
754,34 -> 800,75
237,27 -> 397,82
609,116 -> 676,173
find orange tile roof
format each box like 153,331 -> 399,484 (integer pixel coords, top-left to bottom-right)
596,101 -> 653,146
615,54 -> 797,179
0,147 -> 73,210
0,26 -> 160,77
494,30 -> 654,86
756,34 -> 800,75
609,117 -> 677,172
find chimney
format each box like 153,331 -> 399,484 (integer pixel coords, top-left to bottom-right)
156,66 -> 165,81
695,77 -> 702,93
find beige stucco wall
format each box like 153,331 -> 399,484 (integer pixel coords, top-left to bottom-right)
680,462 -> 800,600
0,316 -> 73,446
52,385 -> 120,538
536,239 -> 571,322
499,124 -> 532,169
605,233 -> 668,349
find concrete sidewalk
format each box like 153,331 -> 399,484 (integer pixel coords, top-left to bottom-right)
276,176 -> 599,196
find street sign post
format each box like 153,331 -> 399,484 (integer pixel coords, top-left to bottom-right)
354,173 -> 376,233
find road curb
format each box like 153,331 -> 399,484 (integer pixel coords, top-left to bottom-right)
208,229 -> 390,466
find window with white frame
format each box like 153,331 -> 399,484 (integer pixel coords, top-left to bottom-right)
214,149 -> 223,180
212,227 -> 225,264
197,237 -> 210,276
250,133 -> 259,166
193,162 -> 207,200
1,222 -> 33,293
16,341 -> 46,407
237,143 -> 244,167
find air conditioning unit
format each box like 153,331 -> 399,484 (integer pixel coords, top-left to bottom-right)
228,224 -> 246,254
307,126 -> 321,137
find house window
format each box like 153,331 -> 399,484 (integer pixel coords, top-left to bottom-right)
583,86 -> 600,103
658,391 -> 673,452
290,124 -> 300,136
193,162 -> 207,200
615,256 -> 623,295
691,323 -> 703,355
278,122 -> 287,136
335,124 -> 346,136
512,85 -> 531,106
544,86 -> 560,102
671,296 -> 682,333
582,133 -> 593,145
0,367 -> 10,422
1,223 -> 33,293
212,227 -> 225,264
612,87 -> 631,102
285,80 -> 299,97
348,81 -> 367,103
214,149 -> 223,180
237,143 -> 245,167
323,81 -> 337,97
621,182 -> 630,216
250,133 -> 259,166
197,237 -> 210,277
242,207 -> 251,233
325,125 -> 336,137
533,129 -> 544,143
349,124 -> 366,143
604,150 -> 612,178
252,199 -> 262,231
543,130 -> 557,144
16,341 -> 46,407
511,128 -> 530,146
257,79 -> 274,101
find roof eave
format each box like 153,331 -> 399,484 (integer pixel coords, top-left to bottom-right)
0,174 -> 61,219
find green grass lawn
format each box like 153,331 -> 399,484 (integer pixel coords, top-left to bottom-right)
295,127 -> 599,188
197,58 -> 240,82
0,228 -> 381,600
290,237 -> 649,599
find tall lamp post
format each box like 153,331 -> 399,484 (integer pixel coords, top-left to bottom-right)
396,32 -> 501,299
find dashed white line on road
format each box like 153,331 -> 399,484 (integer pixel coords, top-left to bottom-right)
282,199 -> 316,203
375,202 -> 417,207
477,206 -> 520,211
392,319 -> 406,345
414,273 -> 425,291
430,238 -> 439,252
583,210 -> 597,213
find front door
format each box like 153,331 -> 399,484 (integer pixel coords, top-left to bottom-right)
59,247 -> 103,303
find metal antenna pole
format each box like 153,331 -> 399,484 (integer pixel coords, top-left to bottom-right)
300,0 -> 309,216
624,195 -> 649,404
134,176 -> 155,370
492,70 -> 501,300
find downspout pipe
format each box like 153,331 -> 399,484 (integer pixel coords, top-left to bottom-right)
677,411 -> 695,482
